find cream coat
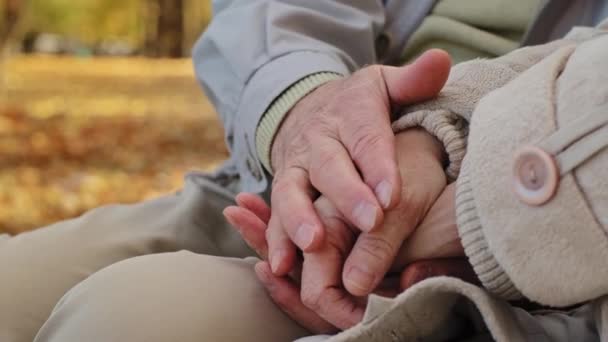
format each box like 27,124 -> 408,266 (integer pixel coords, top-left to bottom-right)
301,22 -> 608,342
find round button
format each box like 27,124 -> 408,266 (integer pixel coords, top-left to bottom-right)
512,146 -> 559,206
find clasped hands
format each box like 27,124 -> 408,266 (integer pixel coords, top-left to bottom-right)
224,50 -> 477,333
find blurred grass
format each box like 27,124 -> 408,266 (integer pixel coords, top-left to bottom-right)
0,55 -> 227,234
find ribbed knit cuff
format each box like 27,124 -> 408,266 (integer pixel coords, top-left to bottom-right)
392,109 -> 468,181
455,162 -> 522,301
255,72 -> 343,174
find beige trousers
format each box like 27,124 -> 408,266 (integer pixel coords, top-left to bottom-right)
0,172 -> 309,342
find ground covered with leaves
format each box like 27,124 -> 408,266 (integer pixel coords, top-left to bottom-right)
1,56 -> 227,234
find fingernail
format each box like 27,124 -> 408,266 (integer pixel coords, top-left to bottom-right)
294,223 -> 315,250
375,180 -> 393,209
352,201 -> 378,231
346,266 -> 375,295
271,250 -> 285,274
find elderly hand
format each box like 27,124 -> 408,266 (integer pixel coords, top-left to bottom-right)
225,128 -> 475,331
265,50 -> 452,277
224,181 -> 475,333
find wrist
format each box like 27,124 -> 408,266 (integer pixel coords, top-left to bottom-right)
259,72 -> 343,173
395,129 -> 448,168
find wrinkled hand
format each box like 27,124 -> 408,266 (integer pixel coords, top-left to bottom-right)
266,50 -> 452,277
396,183 -> 477,290
225,128 -> 475,331
224,182 -> 476,333
336,128 -> 448,299
392,183 -> 464,270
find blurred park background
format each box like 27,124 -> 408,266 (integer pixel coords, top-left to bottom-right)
0,0 -> 228,234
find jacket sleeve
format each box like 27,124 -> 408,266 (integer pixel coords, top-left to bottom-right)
391,38 -> 571,181
455,29 -> 608,307
192,0 -> 385,193
393,26 -> 608,307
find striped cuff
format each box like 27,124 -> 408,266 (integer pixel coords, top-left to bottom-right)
392,109 -> 469,181
455,161 -> 522,301
255,72 -> 343,174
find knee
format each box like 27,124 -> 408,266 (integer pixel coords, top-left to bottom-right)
35,252 -> 306,342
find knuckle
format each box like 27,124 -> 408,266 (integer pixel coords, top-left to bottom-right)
301,289 -> 321,311
265,225 -> 273,243
350,131 -> 390,162
265,219 -> 281,243
395,183 -> 431,224
356,235 -> 396,265
315,289 -> 358,327
309,147 -> 341,184
270,287 -> 294,308
323,218 -> 356,257
356,64 -> 382,81
365,64 -> 383,75
271,177 -> 293,198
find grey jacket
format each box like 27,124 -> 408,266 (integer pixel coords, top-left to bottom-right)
192,0 -> 605,194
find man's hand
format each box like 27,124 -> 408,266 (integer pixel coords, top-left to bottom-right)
340,128 -> 447,296
225,128 -> 464,330
223,181 -> 477,332
266,49 -> 452,275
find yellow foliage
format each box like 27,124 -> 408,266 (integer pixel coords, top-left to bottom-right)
15,0 -> 212,48
0,55 -> 227,234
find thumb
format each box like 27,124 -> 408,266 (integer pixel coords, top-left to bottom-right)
381,49 -> 451,105
342,232 -> 399,297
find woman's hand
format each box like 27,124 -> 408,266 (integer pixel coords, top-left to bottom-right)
224,185 -> 477,334
392,183 -> 465,270
223,129 -> 478,332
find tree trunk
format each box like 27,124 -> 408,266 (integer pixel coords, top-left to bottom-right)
157,0 -> 184,57
0,0 -> 22,48
142,1 -> 159,57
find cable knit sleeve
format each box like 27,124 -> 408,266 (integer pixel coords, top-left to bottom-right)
453,29 -> 608,306
392,39 -> 573,181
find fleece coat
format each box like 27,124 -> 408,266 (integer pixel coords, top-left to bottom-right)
299,22 -> 608,342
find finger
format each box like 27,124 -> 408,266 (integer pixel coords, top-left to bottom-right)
394,184 -> 462,268
265,213 -> 297,276
338,50 -> 451,213
309,137 -> 383,232
272,167 -> 325,251
235,192 -> 271,224
223,206 -> 269,259
343,136 -> 447,296
300,198 -> 362,330
254,262 -> 337,334
339,101 -> 400,212
400,258 -> 479,291
341,183 -> 419,296
381,49 -> 451,105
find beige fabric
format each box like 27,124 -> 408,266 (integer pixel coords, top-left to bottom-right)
4,21 -> 608,342
34,252 -> 307,342
0,172 -> 308,342
313,277 -> 601,342
461,35 -> 608,307
342,25 -> 608,342
555,37 -> 608,229
394,27 -> 607,303
392,38 -> 573,181
401,0 -> 543,64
